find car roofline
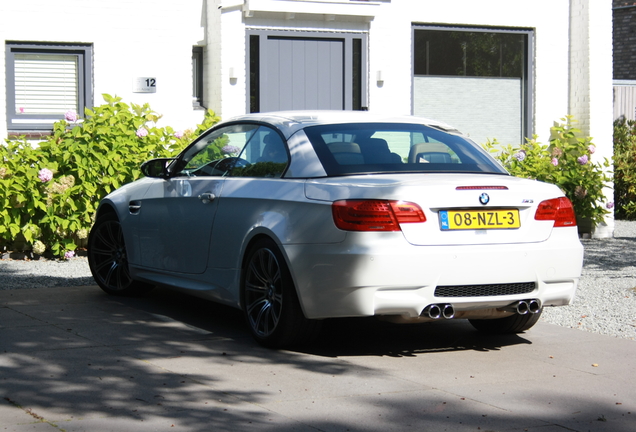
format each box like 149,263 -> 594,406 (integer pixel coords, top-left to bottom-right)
221,110 -> 463,138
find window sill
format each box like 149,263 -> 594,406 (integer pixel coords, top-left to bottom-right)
7,131 -> 52,140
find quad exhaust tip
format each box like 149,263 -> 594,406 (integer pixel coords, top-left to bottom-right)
500,299 -> 542,315
422,304 -> 455,320
421,300 -> 539,320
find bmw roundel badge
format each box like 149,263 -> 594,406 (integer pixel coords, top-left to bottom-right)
479,193 -> 490,205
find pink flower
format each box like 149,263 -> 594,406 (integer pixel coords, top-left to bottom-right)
65,110 -> 78,122
175,130 -> 184,139
19,107 -> 24,113
588,145 -> 596,154
64,250 -> 75,260
577,155 -> 588,165
38,168 -> 53,182
136,127 -> 148,138
551,158 -> 559,166
606,202 -> 615,209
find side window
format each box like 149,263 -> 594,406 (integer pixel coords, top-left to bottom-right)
230,126 -> 289,178
177,124 -> 259,177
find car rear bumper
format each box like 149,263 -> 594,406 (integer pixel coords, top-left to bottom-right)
284,228 -> 583,319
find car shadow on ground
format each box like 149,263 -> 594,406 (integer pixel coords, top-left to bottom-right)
122,286 -> 532,358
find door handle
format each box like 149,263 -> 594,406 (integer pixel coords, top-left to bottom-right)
198,192 -> 216,204
129,201 -> 142,214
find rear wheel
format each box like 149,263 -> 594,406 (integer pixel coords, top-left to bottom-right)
469,310 -> 542,334
241,238 -> 321,348
88,213 -> 153,296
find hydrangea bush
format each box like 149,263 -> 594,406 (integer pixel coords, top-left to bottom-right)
483,116 -> 612,227
0,94 -> 220,258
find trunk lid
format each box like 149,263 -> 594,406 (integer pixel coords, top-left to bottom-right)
305,173 -> 569,246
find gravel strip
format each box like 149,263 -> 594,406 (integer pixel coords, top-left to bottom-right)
0,255 -> 94,290
1,223 -> 636,340
541,219 -> 636,340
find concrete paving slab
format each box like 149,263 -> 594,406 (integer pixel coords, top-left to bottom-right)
255,388 -> 553,432
1,285 -> 635,432
0,396 -> 56,431
0,323 -> 96,353
0,307 -> 40,329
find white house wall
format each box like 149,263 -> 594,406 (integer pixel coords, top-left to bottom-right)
0,0 -> 208,139
214,0 -> 576,145
1,0 -> 614,234
1,0 -> 607,146
372,0 -> 572,146
570,0 -> 614,238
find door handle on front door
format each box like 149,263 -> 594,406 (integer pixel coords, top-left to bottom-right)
198,192 -> 216,204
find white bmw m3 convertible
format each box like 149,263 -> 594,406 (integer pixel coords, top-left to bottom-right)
88,111 -> 584,347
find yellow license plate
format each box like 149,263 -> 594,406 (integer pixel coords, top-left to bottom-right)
440,209 -> 520,230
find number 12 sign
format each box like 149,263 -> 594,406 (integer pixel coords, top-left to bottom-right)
133,77 -> 157,93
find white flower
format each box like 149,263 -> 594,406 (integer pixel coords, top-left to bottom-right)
32,241 -> 46,255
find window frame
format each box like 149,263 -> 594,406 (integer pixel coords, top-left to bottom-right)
192,46 -> 204,108
5,41 -> 93,131
411,24 -> 534,142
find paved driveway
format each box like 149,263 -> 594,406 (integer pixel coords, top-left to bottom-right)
1,285 -> 635,432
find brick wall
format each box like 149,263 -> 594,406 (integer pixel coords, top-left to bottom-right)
613,1 -> 636,79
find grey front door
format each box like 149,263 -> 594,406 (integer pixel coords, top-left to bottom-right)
262,37 -> 343,112
249,31 -> 367,113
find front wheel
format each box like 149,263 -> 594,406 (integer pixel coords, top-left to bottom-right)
241,238 -> 320,348
87,213 -> 153,296
469,310 -> 542,334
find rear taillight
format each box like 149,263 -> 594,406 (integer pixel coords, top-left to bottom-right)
332,200 -> 426,231
534,197 -> 577,227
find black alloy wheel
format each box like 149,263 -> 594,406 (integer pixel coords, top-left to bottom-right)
241,238 -> 321,348
87,213 -> 153,296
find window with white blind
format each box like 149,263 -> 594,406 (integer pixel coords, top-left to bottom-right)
6,42 -> 93,131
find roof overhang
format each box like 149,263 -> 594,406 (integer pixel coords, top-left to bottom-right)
221,0 -> 383,21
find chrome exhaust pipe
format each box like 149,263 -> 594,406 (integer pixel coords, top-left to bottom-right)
528,299 -> 541,314
499,300 -> 530,315
423,304 -> 442,319
516,300 -> 529,315
442,304 -> 455,319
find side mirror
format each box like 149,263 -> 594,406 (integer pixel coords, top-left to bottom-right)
141,158 -> 175,178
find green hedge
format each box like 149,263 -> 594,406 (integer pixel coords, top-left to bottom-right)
613,118 -> 636,220
0,94 -> 219,258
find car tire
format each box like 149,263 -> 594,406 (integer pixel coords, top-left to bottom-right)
241,238 -> 321,348
88,212 -> 154,296
468,310 -> 542,334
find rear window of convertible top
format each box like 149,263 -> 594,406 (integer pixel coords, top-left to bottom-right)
302,123 -> 507,176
